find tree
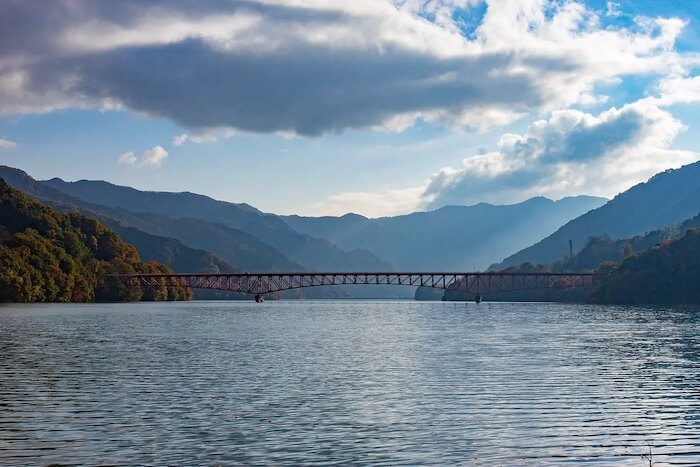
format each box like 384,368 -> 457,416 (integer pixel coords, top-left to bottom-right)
0,179 -> 192,303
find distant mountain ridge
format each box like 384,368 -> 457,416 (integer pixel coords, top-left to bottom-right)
77,206 -> 307,273
0,164 -> 609,275
106,224 -> 253,300
284,196 -> 607,271
4,160 -> 698,301
493,161 -> 700,269
0,165 -> 302,270
0,166 -> 366,298
105,224 -> 239,275
42,176 -> 391,272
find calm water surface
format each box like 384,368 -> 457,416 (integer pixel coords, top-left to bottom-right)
0,301 -> 699,465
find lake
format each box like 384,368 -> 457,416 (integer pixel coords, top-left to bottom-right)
1,301 -> 698,465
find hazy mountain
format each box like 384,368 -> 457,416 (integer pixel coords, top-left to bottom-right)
0,166 -> 79,204
284,196 -> 606,271
82,206 -> 306,273
494,161 -> 700,269
0,166 -> 349,298
41,177 -> 391,271
105,224 -> 266,300
106,224 -> 238,274
0,167 -> 295,269
419,210 -> 700,303
100,217 -> 346,299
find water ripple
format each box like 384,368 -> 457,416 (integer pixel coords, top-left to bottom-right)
0,301 -> 699,465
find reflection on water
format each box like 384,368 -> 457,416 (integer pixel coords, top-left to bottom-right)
0,301 -> 699,465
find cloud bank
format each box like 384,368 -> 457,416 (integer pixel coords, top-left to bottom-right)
2,0 -> 699,217
0,0 -> 693,135
315,81 -> 700,216
422,100 -> 697,208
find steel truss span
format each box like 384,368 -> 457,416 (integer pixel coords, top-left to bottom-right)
123,272 -> 598,297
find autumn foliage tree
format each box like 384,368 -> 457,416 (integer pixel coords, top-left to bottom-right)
0,179 -> 192,302
591,229 -> 700,304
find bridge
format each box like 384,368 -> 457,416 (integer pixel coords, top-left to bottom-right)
123,271 -> 599,302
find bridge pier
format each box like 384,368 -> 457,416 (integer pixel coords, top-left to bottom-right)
255,293 -> 265,303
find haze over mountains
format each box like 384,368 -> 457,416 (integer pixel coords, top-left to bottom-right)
494,161 -> 700,269
0,166 -> 346,298
284,196 -> 606,271
1,160 -> 699,299
41,177 -> 391,273
0,165 -> 604,271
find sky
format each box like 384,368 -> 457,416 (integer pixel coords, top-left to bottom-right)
0,0 -> 699,218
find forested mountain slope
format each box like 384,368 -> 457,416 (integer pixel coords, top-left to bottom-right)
0,167 -> 347,298
591,229 -> 700,304
0,179 -> 191,302
494,161 -> 700,269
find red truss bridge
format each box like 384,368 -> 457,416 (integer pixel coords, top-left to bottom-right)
123,272 -> 599,302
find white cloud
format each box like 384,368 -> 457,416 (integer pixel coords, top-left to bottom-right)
605,1 -> 622,18
310,89 -> 700,217
309,186 -> 426,218
649,75 -> 700,106
0,138 -> 17,149
172,134 -> 188,146
141,146 -> 168,167
187,127 -> 238,144
422,99 -> 698,207
171,128 -> 237,146
118,146 -> 168,168
0,0 -> 694,135
118,151 -> 137,165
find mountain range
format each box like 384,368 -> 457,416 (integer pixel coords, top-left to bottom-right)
284,196 -> 606,271
41,177 -> 391,272
1,159 -> 699,300
0,167 -> 325,298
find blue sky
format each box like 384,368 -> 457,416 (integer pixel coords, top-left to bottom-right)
0,0 -> 699,217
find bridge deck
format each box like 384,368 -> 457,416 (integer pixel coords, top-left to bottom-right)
123,272 -> 598,296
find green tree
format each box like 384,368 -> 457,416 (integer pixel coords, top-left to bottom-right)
0,179 -> 192,303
